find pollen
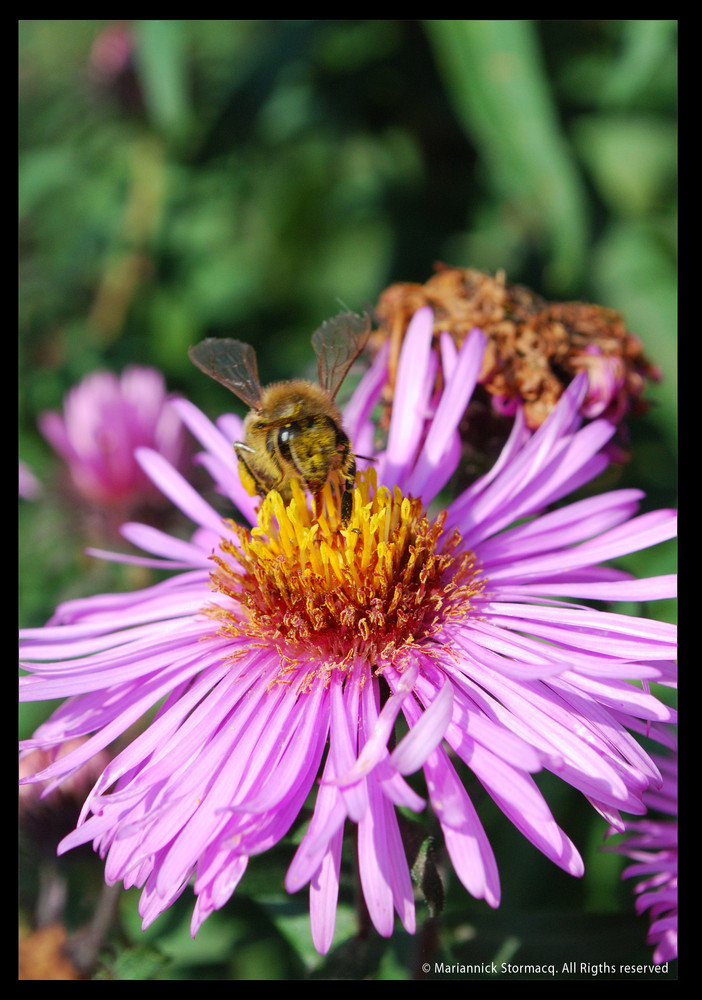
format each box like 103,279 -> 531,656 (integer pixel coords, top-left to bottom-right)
207,469 -> 484,681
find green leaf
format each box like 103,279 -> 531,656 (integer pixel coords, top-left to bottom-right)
572,115 -> 676,217
133,20 -> 193,143
95,944 -> 171,980
423,19 -> 589,291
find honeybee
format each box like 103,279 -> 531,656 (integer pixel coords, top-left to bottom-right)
189,312 -> 371,523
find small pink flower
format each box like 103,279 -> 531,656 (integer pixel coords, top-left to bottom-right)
39,366 -> 190,511
608,751 -> 677,963
19,460 -> 42,500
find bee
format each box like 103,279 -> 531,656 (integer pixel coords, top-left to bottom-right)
189,312 -> 371,523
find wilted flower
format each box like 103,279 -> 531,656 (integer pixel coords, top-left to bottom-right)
607,750 -> 677,964
373,265 -> 659,444
38,366 -> 190,516
20,308 -> 676,954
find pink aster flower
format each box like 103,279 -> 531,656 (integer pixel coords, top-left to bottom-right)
608,750 -> 677,963
20,307 -> 677,954
38,366 -> 189,512
19,460 -> 42,500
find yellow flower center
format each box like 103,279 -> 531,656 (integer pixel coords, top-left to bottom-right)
208,469 -> 484,683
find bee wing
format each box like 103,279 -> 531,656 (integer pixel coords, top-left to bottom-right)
312,312 -> 371,400
189,338 -> 263,410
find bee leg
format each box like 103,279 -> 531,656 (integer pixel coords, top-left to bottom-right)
340,485 -> 353,524
234,442 -> 274,499
332,430 -> 356,525
234,448 -> 262,498
313,491 -> 324,521
339,453 -> 357,524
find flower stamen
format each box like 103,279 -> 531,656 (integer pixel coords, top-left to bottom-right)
208,469 -> 484,680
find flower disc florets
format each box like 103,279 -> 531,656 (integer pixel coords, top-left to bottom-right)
208,469 -> 483,678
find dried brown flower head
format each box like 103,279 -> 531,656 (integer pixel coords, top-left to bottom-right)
372,264 -> 659,438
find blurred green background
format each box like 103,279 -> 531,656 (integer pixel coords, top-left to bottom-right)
19,21 -> 676,980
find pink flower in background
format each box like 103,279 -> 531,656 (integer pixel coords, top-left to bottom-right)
20,308 -> 677,954
38,366 -> 190,511
19,460 -> 42,500
608,751 -> 678,963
